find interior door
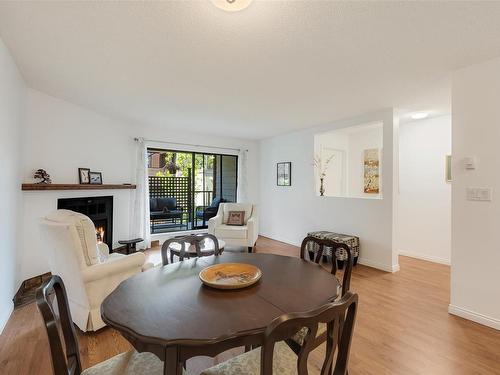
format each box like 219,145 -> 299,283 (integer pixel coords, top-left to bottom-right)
321,146 -> 347,196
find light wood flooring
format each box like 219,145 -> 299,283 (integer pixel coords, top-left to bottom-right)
1,236 -> 500,374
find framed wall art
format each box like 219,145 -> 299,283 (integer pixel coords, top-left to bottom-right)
277,162 -> 291,186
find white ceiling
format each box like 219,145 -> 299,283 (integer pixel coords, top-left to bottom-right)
1,1 -> 500,139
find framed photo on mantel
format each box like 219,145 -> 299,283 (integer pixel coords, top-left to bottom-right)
89,171 -> 103,185
78,168 -> 90,184
277,162 -> 291,186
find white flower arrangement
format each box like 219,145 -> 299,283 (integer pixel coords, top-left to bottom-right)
313,154 -> 334,178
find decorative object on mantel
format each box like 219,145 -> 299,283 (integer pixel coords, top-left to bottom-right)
277,162 -> 291,186
33,169 -> 52,184
89,171 -> 103,184
313,154 -> 334,196
21,183 -> 136,191
78,168 -> 90,184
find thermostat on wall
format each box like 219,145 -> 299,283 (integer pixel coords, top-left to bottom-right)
464,156 -> 477,170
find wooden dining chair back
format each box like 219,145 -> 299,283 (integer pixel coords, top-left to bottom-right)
36,275 -> 83,375
262,292 -> 358,375
300,236 -> 353,296
161,233 -> 221,265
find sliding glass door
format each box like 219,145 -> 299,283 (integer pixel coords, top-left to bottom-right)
147,148 -> 237,233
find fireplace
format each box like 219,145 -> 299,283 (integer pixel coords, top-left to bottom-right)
57,196 -> 113,249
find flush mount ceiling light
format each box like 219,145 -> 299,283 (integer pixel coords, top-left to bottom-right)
410,112 -> 429,120
211,0 -> 253,12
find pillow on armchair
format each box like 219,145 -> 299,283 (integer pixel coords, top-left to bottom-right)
227,211 -> 246,226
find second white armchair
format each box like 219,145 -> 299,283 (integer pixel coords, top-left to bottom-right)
208,203 -> 258,252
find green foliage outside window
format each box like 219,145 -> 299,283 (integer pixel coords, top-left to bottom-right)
154,151 -> 214,178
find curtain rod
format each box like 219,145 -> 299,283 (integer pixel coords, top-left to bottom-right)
134,138 -> 248,152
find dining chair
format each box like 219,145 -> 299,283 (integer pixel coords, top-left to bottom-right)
286,236 -> 354,354
36,275 -> 164,375
300,236 -> 353,295
161,233 -> 221,265
200,292 -> 358,375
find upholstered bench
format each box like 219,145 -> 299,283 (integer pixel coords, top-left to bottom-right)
306,231 -> 359,268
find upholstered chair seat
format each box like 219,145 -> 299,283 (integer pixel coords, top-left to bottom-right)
82,351 -> 164,375
201,342 -> 300,375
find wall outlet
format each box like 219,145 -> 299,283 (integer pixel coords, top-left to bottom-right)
466,187 -> 493,201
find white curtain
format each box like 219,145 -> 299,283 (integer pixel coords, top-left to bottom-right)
130,138 -> 151,250
237,149 -> 249,203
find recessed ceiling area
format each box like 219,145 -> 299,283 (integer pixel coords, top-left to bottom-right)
1,1 -> 500,139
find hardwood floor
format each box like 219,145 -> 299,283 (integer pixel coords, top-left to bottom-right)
1,236 -> 500,374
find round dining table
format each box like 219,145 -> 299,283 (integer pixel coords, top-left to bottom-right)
101,252 -> 340,375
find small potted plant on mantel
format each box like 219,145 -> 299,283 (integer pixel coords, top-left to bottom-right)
313,155 -> 334,196
33,169 -> 52,184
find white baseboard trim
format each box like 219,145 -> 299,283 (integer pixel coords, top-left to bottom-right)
448,304 -> 500,331
0,303 -> 14,335
358,258 -> 400,273
399,251 -> 450,265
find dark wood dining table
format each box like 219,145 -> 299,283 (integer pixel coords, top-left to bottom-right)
101,252 -> 340,375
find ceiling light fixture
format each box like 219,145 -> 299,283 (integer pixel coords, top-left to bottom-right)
211,0 -> 253,12
410,112 -> 429,120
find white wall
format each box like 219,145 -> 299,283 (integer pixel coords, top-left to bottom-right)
397,116 -> 452,264
0,38 -> 25,333
260,109 -> 399,272
20,89 -> 260,284
450,57 -> 500,330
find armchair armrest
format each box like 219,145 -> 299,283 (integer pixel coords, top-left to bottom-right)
247,206 -> 259,246
208,213 -> 223,234
81,252 -> 145,283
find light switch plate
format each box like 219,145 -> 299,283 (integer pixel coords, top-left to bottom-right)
466,187 -> 493,201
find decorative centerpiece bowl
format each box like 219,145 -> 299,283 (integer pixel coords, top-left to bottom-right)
199,263 -> 262,290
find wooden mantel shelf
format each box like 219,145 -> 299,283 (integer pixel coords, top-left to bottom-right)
22,183 -> 137,191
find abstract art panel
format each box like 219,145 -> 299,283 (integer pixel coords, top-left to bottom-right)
363,148 -> 380,194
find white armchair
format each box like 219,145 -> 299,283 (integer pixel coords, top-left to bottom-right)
208,203 -> 258,252
40,209 -> 153,332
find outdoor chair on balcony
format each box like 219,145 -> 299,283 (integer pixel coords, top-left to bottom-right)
149,197 -> 185,233
195,197 -> 227,227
